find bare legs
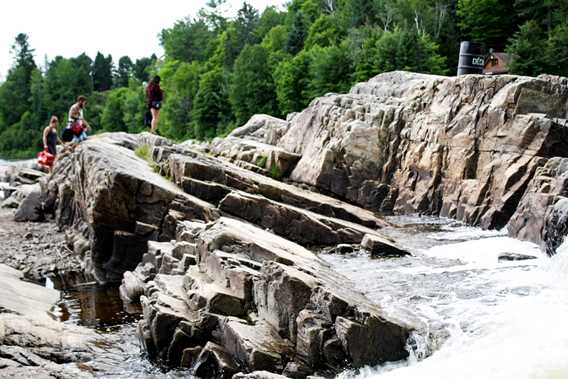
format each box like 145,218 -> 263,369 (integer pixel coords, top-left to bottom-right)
150,108 -> 160,133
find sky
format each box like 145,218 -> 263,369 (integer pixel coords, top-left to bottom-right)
0,0 -> 285,80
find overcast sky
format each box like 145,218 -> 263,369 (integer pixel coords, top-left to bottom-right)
0,0 -> 285,80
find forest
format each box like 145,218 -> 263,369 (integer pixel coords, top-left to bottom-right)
1,0 -> 567,158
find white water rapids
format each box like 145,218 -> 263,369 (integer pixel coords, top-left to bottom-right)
324,216 -> 568,379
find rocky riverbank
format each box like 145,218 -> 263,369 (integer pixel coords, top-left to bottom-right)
5,71 -> 568,378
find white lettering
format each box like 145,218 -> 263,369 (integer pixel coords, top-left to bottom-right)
472,57 -> 485,66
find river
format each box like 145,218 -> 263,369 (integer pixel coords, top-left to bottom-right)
326,216 -> 568,379
44,215 -> 568,378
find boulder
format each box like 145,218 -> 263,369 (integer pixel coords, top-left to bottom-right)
272,72 -> 568,247
361,233 -> 410,257
508,158 -> 568,255
14,183 -> 44,222
136,217 -> 412,376
191,342 -> 240,379
219,191 -> 391,246
42,134 -> 219,283
162,150 -> 386,229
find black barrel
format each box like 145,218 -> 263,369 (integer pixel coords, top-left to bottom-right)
457,41 -> 485,76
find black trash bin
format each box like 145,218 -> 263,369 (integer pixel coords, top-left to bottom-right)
457,41 -> 485,76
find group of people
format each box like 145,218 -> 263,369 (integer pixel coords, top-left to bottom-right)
40,75 -> 163,172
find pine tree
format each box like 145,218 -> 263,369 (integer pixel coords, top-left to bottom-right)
92,52 -> 113,91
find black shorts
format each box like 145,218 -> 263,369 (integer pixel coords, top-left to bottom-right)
61,128 -> 74,142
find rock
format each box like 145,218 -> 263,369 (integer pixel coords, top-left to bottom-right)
191,342 -> 240,379
163,150 -> 386,228
227,114 -> 290,145
334,315 -> 409,367
14,183 -> 43,222
210,137 -> 301,178
0,265 -> 96,378
361,234 -> 410,257
270,72 -> 568,246
119,271 -> 145,303
219,191 -> 389,246
508,158 -> 568,255
498,252 -> 538,261
232,371 -> 290,379
135,216 -> 412,376
180,346 -> 202,368
219,318 -> 293,372
42,134 -> 219,283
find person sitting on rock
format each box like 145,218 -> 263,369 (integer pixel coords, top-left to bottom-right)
42,115 -> 62,173
62,95 -> 91,144
145,76 -> 163,134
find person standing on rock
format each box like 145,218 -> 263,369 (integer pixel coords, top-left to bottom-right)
41,116 -> 61,173
62,95 -> 91,144
145,76 -> 163,134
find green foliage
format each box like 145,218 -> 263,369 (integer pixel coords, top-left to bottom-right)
115,56 -> 133,88
306,45 -> 353,99
255,6 -> 286,41
255,155 -> 268,168
305,15 -> 344,49
192,68 -> 232,139
0,112 -> 40,159
134,143 -> 150,160
285,11 -> 307,54
101,87 -> 145,133
230,45 -> 279,125
133,55 -> 157,82
92,52 -> 113,91
160,18 -> 214,63
371,29 -> 447,76
158,60 -> 203,139
269,162 -> 283,179
274,51 -> 312,114
457,0 -> 517,49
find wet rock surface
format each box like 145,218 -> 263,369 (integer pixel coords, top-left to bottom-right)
0,265 -> 96,379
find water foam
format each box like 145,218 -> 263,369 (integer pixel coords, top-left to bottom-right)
339,238 -> 568,379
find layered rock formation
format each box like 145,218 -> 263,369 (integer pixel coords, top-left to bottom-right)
222,72 -> 568,253
37,70 -> 568,378
39,132 -> 410,377
42,133 -> 219,283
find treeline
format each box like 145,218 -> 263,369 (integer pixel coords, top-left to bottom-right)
2,0 -> 568,158
0,33 -> 157,158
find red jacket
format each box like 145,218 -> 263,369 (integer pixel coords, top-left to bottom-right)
146,82 -> 163,104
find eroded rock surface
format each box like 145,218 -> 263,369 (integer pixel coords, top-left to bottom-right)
0,264 -> 96,378
42,133 -> 219,283
134,217 -> 412,377
221,72 -> 568,253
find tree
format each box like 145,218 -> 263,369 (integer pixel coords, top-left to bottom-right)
133,55 -> 157,82
286,11 -> 307,54
159,60 -> 203,139
115,56 -> 133,87
457,0 -> 517,49
160,18 -> 214,63
305,15 -> 344,49
373,29 -> 446,75
236,2 -> 260,46
306,45 -> 353,99
255,6 -> 286,41
506,21 -> 546,76
0,34 -> 36,129
192,69 -> 232,138
230,45 -> 279,125
274,51 -> 311,114
92,52 -> 113,91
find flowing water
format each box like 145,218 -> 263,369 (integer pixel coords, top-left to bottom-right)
40,216 -> 568,378
324,216 -> 568,379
